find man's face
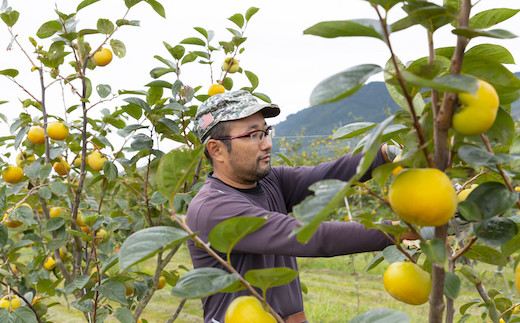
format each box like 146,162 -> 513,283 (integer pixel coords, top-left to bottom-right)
222,112 -> 273,186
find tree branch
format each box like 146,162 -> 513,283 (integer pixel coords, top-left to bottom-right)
169,213 -> 285,323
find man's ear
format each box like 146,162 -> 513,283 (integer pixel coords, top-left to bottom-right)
206,139 -> 226,162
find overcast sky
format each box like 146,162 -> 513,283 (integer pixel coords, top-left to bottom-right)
1,0 -> 520,127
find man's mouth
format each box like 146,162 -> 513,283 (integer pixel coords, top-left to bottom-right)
261,154 -> 270,162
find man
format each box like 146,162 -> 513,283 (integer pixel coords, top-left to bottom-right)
187,90 -> 398,323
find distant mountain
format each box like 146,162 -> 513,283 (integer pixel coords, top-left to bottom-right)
274,73 -> 520,146
274,81 -> 400,139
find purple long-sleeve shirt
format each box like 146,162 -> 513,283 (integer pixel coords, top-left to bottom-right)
186,149 -> 393,322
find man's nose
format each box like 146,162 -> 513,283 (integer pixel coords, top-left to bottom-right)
260,135 -> 273,150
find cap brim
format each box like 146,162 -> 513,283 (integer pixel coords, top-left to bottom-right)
259,104 -> 280,118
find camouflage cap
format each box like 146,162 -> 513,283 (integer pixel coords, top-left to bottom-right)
194,90 -> 280,139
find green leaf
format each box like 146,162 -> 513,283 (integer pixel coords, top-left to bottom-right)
229,13 -> 244,28
463,245 -> 508,266
36,20 -> 62,38
253,92 -> 271,103
400,71 -> 479,94
0,186 -> 5,211
0,224 -> 7,248
364,0 -> 403,12
444,272 -> 461,299
462,56 -> 520,90
382,245 -> 417,263
170,268 -> 239,298
349,308 -> 410,323
458,145 -> 520,168
116,19 -> 140,27
125,0 -> 142,8
150,191 -> 168,205
47,239 -> 66,251
155,118 -> 180,137
114,308 -> 134,323
147,85 -> 163,105
145,0 -> 165,18
194,27 -> 208,39
169,44 -> 185,60
209,216 -> 266,254
150,67 -> 175,78
245,267 -> 299,291
354,116 -> 395,179
118,226 -> 191,271
292,180 -> 352,243
130,134 -> 153,151
384,57 -> 426,115
485,108 -> 515,146
364,252 -> 384,272
96,84 -> 111,98
474,217 -> 518,246
245,71 -> 259,90
77,0 -> 100,11
274,152 -> 294,167
333,122 -> 376,140
96,18 -> 114,34
39,163 -> 52,180
392,3 -> 456,32
1,10 -> 20,27
459,299 -> 481,315
47,218 -> 65,232
457,201 -> 483,222
222,77 -> 233,90
145,80 -> 172,88
469,8 -> 520,29
85,77 -> 92,99
123,97 -> 152,115
452,28 -> 517,39
10,306 -> 38,323
96,282 -> 128,306
156,147 -> 205,205
110,39 -> 126,58
67,229 -> 91,241
180,37 -> 205,46
245,7 -> 259,21
501,234 -> 520,257
420,238 -> 446,265
22,160 -> 39,180
0,69 -> 19,77
103,161 -> 118,181
310,64 -> 383,106
78,28 -> 99,37
304,19 -> 385,41
465,44 -> 515,64
465,181 -> 518,219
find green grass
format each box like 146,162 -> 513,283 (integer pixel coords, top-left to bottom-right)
45,246 -> 517,322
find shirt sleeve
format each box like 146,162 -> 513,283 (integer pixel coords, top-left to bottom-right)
193,192 -> 392,257
275,147 -> 386,211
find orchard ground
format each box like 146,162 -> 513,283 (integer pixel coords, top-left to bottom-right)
40,244 -> 515,323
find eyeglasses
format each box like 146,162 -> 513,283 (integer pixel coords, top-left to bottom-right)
213,126 -> 275,143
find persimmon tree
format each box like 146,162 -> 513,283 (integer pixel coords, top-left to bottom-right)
0,1 -> 273,322
300,0 -> 520,322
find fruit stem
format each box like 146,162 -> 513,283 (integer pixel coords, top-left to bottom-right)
451,236 -> 477,262
379,231 -> 416,264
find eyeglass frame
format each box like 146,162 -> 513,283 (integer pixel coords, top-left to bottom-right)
212,125 -> 275,143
